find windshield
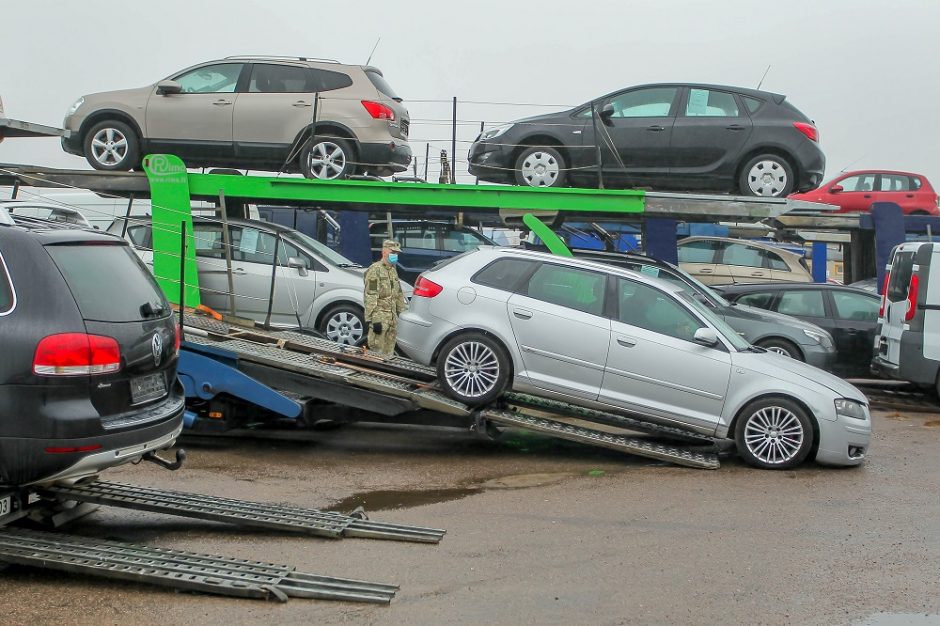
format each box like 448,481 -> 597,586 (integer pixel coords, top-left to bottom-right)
286,231 -> 358,267
671,264 -> 730,306
678,291 -> 750,351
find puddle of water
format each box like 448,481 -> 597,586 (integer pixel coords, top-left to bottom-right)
854,613 -> 940,625
481,472 -> 573,489
327,487 -> 481,513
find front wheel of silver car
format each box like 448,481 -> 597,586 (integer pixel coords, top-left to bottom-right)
436,332 -> 510,406
301,138 -> 355,180
734,397 -> 814,470
318,304 -> 365,346
83,120 -> 140,171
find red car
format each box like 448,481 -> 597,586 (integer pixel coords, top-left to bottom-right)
790,170 -> 939,215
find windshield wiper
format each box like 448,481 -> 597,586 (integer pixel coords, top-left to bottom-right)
337,263 -> 362,268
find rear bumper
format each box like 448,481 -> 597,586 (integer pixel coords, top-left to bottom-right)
793,141 -> 826,191
359,140 -> 412,174
871,332 -> 939,386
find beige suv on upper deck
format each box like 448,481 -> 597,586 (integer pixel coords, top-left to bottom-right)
62,56 -> 411,179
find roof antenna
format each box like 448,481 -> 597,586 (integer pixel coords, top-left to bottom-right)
366,37 -> 381,66
839,154 -> 868,173
756,65 -> 771,90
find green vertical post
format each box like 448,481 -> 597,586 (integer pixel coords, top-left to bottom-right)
142,154 -> 200,307
523,213 -> 573,257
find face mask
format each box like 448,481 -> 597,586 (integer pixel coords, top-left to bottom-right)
388,253 -> 398,264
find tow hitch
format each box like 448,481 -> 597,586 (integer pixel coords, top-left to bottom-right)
142,448 -> 186,471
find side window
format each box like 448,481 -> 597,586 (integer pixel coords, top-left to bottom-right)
249,64 -> 312,93
721,243 -> 764,268
193,224 -> 224,259
607,87 -> 677,118
832,291 -> 880,321
775,290 -> 826,317
735,292 -> 775,309
309,68 -> 353,92
878,174 -> 911,192
174,63 -> 243,94
0,252 -> 14,315
233,227 -> 277,265
442,229 -> 485,253
472,258 -> 536,292
400,225 -> 437,250
911,176 -> 923,190
677,240 -> 719,263
685,88 -> 740,117
837,174 -> 876,192
126,225 -> 153,250
617,278 -> 703,342
765,251 -> 789,271
742,96 -> 763,113
277,240 -> 314,269
524,264 -> 607,317
886,251 -> 915,303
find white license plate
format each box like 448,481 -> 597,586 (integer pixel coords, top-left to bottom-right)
0,495 -> 11,517
130,373 -> 167,405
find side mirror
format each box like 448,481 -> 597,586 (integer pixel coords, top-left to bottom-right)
156,80 -> 182,96
599,103 -> 615,125
693,327 -> 719,346
829,184 -> 844,194
288,256 -> 308,277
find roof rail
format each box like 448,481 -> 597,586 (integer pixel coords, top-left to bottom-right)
224,55 -> 340,64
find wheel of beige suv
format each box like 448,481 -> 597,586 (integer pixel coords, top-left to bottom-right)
513,146 -> 567,188
436,332 -> 510,406
734,397 -> 814,469
83,120 -> 140,171
301,137 -> 355,180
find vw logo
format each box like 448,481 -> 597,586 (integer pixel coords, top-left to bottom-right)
152,332 -> 163,367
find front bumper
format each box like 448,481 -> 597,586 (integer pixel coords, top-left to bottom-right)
61,131 -> 83,156
801,342 -> 837,371
468,140 -> 515,183
359,140 -> 412,174
815,411 -> 871,466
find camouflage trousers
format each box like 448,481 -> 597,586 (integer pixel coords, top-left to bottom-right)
367,312 -> 398,356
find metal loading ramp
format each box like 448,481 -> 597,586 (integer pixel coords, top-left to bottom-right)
182,313 -> 722,469
46,481 -> 446,543
0,527 -> 398,603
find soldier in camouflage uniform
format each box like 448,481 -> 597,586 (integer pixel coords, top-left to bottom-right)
363,240 -> 406,356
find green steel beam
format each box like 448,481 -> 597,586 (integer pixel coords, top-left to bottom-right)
523,213 -> 572,257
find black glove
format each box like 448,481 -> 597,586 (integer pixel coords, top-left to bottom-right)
372,321 -> 383,334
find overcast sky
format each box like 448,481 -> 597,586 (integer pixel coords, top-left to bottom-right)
2,0 -> 939,187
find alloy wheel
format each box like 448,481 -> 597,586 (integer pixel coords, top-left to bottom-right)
307,142 -> 348,179
746,159 -> 789,196
520,151 -> 560,187
742,405 -> 805,465
443,341 -> 501,398
90,127 -> 129,167
765,346 -> 793,357
325,311 -> 363,345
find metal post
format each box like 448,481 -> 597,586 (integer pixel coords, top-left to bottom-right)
218,191 -> 236,316
10,180 -> 19,199
178,221 -> 186,341
263,235 -> 281,329
424,143 -> 429,181
475,121 -> 484,185
451,96 -> 457,184
120,194 -> 135,238
590,100 -> 604,190
928,224 -> 934,242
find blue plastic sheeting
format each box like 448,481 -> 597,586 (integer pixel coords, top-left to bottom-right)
811,241 -> 828,283
870,203 -> 906,292
645,218 -> 679,265
337,211 -> 372,266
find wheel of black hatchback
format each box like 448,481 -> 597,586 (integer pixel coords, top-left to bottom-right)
301,137 -> 355,180
83,120 -> 140,171
756,338 -> 804,361
514,146 -> 567,188
436,332 -> 510,406
738,153 -> 795,197
734,396 -> 814,469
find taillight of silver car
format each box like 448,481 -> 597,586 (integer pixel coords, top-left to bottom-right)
412,276 -> 443,298
33,333 -> 122,376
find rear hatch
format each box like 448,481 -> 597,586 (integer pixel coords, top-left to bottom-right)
363,67 -> 409,140
878,243 -> 927,365
43,241 -> 178,428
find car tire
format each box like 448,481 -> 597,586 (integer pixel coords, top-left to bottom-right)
756,338 -> 804,361
83,120 -> 140,171
738,154 -> 795,197
301,137 -> 355,180
436,332 -> 510,406
734,396 -> 815,469
513,146 -> 567,188
318,304 -> 365,346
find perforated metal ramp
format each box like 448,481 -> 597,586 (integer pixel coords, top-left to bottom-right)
46,482 -> 446,543
0,527 -> 397,603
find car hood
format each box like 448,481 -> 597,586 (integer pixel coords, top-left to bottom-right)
82,85 -> 153,105
495,109 -> 581,132
726,302 -> 830,335
733,348 -> 867,401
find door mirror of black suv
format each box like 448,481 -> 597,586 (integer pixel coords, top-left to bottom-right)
599,103 -> 615,125
156,80 -> 182,96
693,327 -> 720,346
288,256 -> 308,277
829,184 -> 844,194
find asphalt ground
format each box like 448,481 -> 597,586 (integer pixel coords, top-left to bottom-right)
1,408 -> 938,626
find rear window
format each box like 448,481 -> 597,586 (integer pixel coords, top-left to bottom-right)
0,252 -> 14,315
472,258 -> 536,291
365,69 -> 401,101
45,244 -> 170,323
887,251 -> 916,303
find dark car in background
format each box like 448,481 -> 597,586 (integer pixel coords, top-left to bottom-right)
715,283 -> 881,378
369,220 -> 496,284
0,211 -> 183,487
469,83 -> 824,197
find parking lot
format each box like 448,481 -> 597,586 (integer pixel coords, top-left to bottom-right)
0,407 -> 934,626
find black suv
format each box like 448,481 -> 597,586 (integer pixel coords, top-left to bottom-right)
469,83 -> 824,197
0,213 -> 184,486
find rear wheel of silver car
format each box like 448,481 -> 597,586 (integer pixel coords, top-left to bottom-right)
513,146 -> 567,188
756,338 -> 803,361
735,397 -> 814,469
83,120 -> 140,171
301,138 -> 355,180
738,154 -> 795,197
319,304 -> 365,346
437,332 -> 510,406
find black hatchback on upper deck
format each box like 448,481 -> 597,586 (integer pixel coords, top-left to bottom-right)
469,83 -> 825,197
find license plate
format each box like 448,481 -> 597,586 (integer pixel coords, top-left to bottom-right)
130,373 -> 167,404
0,495 -> 11,517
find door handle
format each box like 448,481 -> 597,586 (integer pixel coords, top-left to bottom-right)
617,337 -> 637,348
213,99 -> 233,106
699,268 -> 713,273
512,309 -> 533,320
750,271 -> 766,276
232,268 -> 246,275
906,194 -> 914,198
863,194 -> 872,198
292,101 -> 312,108
646,125 -> 665,132
725,124 -> 745,131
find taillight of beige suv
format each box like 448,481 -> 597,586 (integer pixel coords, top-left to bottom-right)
62,56 -> 411,179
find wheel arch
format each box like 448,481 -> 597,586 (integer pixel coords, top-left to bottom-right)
79,109 -> 144,146
292,122 -> 360,156
735,145 -> 800,190
313,297 -> 364,330
727,392 -> 821,459
752,335 -> 805,361
431,327 -> 515,378
510,134 -> 572,173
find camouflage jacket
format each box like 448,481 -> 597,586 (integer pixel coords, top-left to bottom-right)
363,260 -> 406,321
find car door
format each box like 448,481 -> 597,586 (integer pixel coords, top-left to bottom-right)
872,173 -> 916,213
772,289 -> 829,332
233,63 -> 316,161
720,242 -> 770,283
505,263 -> 611,401
591,86 -> 679,181
600,277 -> 731,432
677,239 -> 721,284
668,87 -> 753,179
146,62 -> 244,158
829,288 -> 881,375
828,173 -> 877,213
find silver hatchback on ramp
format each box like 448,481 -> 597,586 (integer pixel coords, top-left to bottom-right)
398,248 -> 871,469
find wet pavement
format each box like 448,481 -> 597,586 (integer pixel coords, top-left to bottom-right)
1,410 -> 939,625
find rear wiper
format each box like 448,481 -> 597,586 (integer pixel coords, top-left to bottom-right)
140,301 -> 167,318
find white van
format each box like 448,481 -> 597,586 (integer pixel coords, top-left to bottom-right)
872,241 -> 940,392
